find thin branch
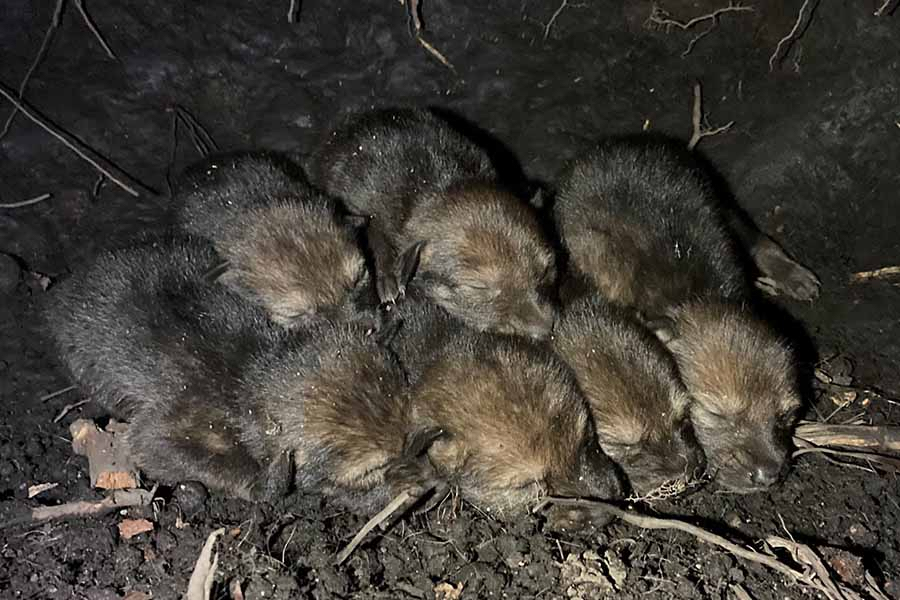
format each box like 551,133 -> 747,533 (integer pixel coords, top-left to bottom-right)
0,193 -> 52,209
874,0 -> 898,17
0,488 -> 155,529
769,0 -> 818,72
0,81 -> 142,197
0,0 -> 66,140
415,35 -> 456,73
687,82 -> 734,151
335,490 -> 411,565
53,399 -> 90,423
287,0 -> 299,23
39,384 -> 78,403
73,0 -> 118,60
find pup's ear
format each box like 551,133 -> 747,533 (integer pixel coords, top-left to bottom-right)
395,241 -> 426,291
203,259 -> 232,283
643,316 -> 678,346
341,212 -> 371,230
402,426 -> 448,458
528,187 -> 546,210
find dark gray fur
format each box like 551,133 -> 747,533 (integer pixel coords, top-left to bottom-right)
314,108 -> 556,340
176,152 -> 375,328
554,138 -> 747,318
554,138 -> 801,493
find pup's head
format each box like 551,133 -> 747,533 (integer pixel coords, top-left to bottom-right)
552,300 -> 706,496
404,184 -> 557,341
221,202 -> 371,328
656,301 -> 801,493
411,335 -> 623,518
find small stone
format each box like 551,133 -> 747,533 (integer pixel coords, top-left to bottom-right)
174,480 -> 209,520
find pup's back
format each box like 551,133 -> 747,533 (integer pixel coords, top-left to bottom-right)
43,237 -> 280,418
313,108 -> 496,236
554,139 -> 747,317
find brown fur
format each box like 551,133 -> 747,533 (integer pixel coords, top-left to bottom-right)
240,322 -> 428,508
315,108 -> 557,339
177,153 -> 373,329
552,297 -> 705,495
664,300 -> 800,492
409,330 -> 623,517
409,182 -> 557,339
222,201 -> 368,327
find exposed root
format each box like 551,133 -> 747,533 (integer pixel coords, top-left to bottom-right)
646,2 -> 754,57
687,82 -> 734,151
73,0 -> 118,60
535,498 -> 881,600
0,82 -> 144,197
0,193 -> 52,209
769,0 -> 819,72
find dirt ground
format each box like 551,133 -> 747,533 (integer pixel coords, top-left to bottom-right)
1,0 -> 899,598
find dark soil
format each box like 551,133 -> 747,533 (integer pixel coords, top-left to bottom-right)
1,1 -> 899,598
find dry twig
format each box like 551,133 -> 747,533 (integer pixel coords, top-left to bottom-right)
874,0 -> 898,17
795,421 -> 900,453
0,0 -> 65,139
0,193 -> 52,209
850,265 -> 900,283
687,82 -> 734,151
53,398 -> 90,423
41,385 -> 79,404
335,490 -> 412,565
769,0 -> 819,72
287,0 -> 299,23
535,498 -> 871,600
0,81 -> 142,197
0,488 -> 155,529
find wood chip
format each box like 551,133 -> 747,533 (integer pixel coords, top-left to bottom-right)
27,482 -> 58,498
119,518 -> 154,539
70,419 -> 139,490
434,582 -> 464,600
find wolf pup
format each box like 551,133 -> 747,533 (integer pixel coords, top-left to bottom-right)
554,139 -> 802,493
314,108 -> 556,340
